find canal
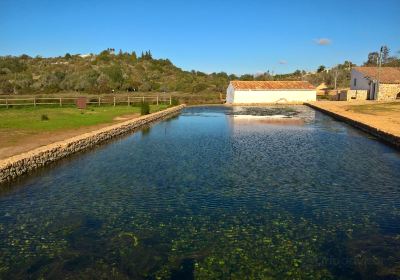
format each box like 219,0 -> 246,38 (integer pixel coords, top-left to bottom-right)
1,106 -> 399,279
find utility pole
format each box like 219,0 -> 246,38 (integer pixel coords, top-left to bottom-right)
376,46 -> 383,100
333,67 -> 339,90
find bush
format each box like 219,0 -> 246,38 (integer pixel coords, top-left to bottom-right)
140,102 -> 150,115
171,98 -> 180,106
41,114 -> 49,121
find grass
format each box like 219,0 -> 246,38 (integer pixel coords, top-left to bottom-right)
0,105 -> 168,132
347,102 -> 400,115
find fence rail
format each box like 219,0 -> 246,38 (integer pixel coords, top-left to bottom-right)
0,96 -> 173,108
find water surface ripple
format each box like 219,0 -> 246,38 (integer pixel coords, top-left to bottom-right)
1,106 -> 400,279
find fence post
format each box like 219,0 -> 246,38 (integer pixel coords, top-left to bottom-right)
157,96 -> 159,105
59,98 -> 62,107
169,95 -> 172,105
113,97 -> 116,107
128,96 -> 130,106
142,96 -> 145,103
33,97 -> 36,107
6,98 -> 8,109
98,97 -> 101,106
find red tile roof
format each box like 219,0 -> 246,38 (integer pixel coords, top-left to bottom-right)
353,67 -> 400,84
230,81 -> 315,90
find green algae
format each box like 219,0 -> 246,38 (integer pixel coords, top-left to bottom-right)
0,106 -> 400,279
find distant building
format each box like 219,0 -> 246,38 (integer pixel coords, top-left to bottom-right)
316,83 -> 329,95
351,67 -> 400,100
226,81 -> 316,104
79,54 -> 92,58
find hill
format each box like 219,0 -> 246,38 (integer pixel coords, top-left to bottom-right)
1,48 -> 399,97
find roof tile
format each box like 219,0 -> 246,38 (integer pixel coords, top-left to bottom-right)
230,81 -> 315,90
353,67 -> 400,84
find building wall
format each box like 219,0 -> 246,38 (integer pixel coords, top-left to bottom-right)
226,89 -> 316,104
338,90 -> 369,101
350,69 -> 372,91
378,83 -> 400,101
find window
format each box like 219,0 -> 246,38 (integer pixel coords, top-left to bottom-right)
353,78 -> 357,87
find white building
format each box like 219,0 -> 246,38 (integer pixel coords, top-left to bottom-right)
226,81 -> 316,104
350,67 -> 400,100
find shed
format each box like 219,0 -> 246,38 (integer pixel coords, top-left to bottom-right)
226,81 -> 316,104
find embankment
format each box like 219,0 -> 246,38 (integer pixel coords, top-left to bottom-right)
0,105 -> 185,184
306,102 -> 400,149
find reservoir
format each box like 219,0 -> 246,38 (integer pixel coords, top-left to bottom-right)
1,106 -> 399,279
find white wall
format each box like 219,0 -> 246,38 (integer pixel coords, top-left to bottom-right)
226,89 -> 316,104
226,84 -> 235,103
350,69 -> 371,90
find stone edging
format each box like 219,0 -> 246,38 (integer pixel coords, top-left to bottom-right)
0,105 -> 186,184
305,103 -> 400,150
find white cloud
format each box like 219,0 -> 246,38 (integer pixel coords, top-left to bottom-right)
314,38 -> 332,46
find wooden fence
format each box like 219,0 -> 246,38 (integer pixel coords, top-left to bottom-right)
0,96 -> 173,108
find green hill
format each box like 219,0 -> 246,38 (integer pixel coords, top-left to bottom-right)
0,50 -> 230,96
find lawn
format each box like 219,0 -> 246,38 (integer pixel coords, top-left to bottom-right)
346,102 -> 400,115
0,105 -> 169,158
0,105 -> 168,132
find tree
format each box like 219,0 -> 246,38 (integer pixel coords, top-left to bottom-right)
239,74 -> 254,81
103,65 -> 124,89
97,50 -> 111,62
366,52 -> 379,65
317,65 -> 326,73
381,45 -> 390,64
65,53 -> 72,60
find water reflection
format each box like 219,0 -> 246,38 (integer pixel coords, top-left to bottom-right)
227,105 -> 315,134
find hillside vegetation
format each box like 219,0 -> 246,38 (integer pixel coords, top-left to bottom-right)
1,47 -> 399,97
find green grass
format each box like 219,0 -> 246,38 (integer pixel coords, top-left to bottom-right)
0,105 -> 168,132
347,102 -> 400,115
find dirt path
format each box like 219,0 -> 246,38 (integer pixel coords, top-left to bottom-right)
0,114 -> 140,159
309,101 -> 400,137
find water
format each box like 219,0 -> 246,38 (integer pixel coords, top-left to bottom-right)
0,106 -> 400,279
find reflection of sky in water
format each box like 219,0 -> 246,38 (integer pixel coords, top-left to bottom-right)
0,106 -> 400,279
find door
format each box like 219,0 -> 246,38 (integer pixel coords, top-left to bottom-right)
369,83 -> 376,100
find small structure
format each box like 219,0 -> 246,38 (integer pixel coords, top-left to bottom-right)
316,83 -> 329,96
226,81 -> 316,104
75,97 -> 87,109
351,67 -> 400,100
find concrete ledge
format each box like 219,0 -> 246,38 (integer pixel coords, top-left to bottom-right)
224,102 -> 307,106
306,103 -> 400,149
0,105 -> 185,184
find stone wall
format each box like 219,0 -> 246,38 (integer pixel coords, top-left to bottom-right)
0,105 -> 185,185
338,90 -> 368,101
378,83 -> 400,101
306,103 -> 400,149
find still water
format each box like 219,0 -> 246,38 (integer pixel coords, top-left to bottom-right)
0,106 -> 400,279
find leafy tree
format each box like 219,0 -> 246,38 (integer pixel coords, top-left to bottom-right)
365,52 -> 379,65
240,74 -> 254,81
317,65 -> 326,73
381,45 -> 390,64
103,65 -> 124,89
97,50 -> 111,62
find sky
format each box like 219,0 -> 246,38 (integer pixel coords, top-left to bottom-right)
0,0 -> 399,75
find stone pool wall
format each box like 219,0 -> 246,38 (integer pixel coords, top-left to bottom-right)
306,103 -> 400,149
0,105 -> 185,185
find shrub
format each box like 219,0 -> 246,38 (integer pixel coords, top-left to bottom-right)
170,98 -> 180,106
41,114 -> 49,121
140,102 -> 150,115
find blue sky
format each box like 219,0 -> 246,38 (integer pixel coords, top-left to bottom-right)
0,0 -> 399,74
